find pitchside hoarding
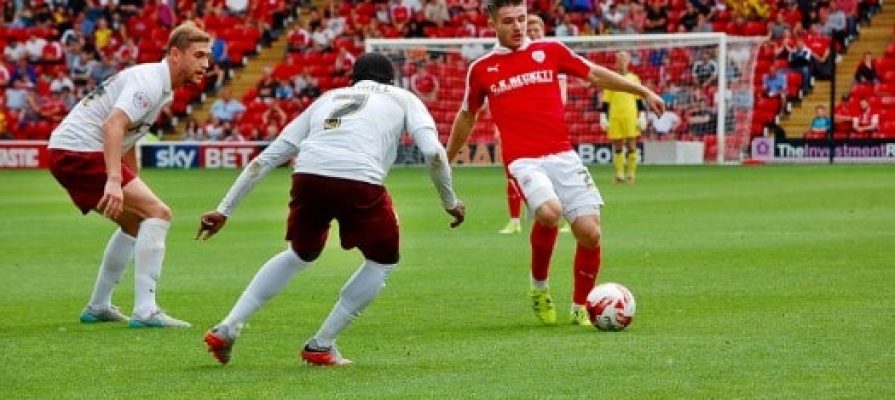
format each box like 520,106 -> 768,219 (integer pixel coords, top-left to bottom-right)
0,141 -> 51,168
2,141 -> 638,169
139,143 -> 262,169
751,137 -> 895,163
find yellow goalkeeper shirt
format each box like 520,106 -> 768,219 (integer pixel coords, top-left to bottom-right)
603,72 -> 641,121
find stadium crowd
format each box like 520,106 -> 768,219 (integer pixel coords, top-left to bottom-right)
0,0 -> 888,145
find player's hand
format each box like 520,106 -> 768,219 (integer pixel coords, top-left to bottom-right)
599,113 -> 609,131
196,211 -> 228,240
445,200 -> 465,228
97,179 -> 124,219
643,91 -> 666,116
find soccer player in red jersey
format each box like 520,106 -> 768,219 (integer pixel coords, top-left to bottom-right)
47,22 -> 211,328
447,0 -> 664,325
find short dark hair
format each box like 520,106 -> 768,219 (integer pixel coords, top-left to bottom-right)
350,53 -> 395,85
486,0 -> 524,16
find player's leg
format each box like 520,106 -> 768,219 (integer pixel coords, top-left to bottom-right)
509,158 -> 564,324
500,179 -> 523,234
303,184 -> 399,366
624,136 -> 639,183
115,178 -> 189,327
610,139 -> 625,184
547,152 -> 604,325
303,258 -> 396,366
569,214 -> 602,326
205,246 -> 316,365
80,213 -> 139,323
47,150 -> 135,323
205,174 -> 330,365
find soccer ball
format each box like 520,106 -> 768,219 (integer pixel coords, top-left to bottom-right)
586,283 -> 636,331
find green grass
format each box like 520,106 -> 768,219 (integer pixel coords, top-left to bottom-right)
0,165 -> 893,399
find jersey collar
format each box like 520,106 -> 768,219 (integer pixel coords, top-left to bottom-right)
492,37 -> 532,54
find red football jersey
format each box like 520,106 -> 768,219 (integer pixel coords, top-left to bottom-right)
462,39 -> 591,165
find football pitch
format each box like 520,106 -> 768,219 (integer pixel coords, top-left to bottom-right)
0,165 -> 892,399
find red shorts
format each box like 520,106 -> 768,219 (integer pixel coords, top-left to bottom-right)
48,149 -> 137,214
286,173 -> 399,264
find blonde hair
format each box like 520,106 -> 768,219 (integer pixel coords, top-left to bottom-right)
166,21 -> 211,53
527,14 -> 544,28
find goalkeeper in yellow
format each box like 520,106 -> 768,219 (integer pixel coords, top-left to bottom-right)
600,51 -> 647,183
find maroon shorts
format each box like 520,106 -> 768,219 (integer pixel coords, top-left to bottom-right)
48,149 -> 137,214
286,173 -> 399,264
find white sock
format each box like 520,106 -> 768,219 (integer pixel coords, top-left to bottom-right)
133,218 -> 170,318
313,259 -> 396,348
510,218 -> 520,225
221,249 -> 311,329
88,229 -> 135,309
571,303 -> 585,312
531,278 -> 549,290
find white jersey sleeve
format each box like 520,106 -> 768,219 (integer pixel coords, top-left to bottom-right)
404,94 -> 458,209
48,61 -> 173,153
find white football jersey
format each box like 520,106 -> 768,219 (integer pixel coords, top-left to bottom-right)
48,60 -> 174,152
280,80 -> 437,185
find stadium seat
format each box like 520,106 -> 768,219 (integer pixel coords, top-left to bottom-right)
744,22 -> 767,36
885,42 -> 895,58
850,83 -> 873,99
877,58 -> 895,74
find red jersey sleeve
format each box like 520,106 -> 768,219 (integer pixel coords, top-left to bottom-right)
462,62 -> 487,113
551,41 -> 592,80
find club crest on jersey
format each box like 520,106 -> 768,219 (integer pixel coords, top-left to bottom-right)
532,50 -> 545,63
133,91 -> 151,110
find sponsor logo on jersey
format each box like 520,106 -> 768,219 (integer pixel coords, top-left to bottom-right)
488,70 -> 554,95
133,91 -> 152,110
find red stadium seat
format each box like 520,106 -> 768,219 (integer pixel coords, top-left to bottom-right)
744,22 -> 767,36
877,58 -> 895,74
885,42 -> 895,58
850,83 -> 873,99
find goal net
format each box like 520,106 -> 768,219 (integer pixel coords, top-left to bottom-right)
366,33 -> 765,164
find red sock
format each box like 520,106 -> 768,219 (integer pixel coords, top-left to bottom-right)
507,180 -> 522,219
573,244 -> 601,305
530,221 -> 559,281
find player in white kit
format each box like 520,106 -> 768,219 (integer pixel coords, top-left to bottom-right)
198,53 -> 465,366
47,22 -> 211,328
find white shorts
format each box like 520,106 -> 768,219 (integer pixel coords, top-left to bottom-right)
507,150 -> 604,222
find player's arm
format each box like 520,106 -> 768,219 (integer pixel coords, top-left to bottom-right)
122,146 -> 139,175
407,95 -> 465,227
413,125 -> 465,228
447,108 -> 479,163
197,109 -> 311,240
97,108 -> 131,219
585,64 -> 665,116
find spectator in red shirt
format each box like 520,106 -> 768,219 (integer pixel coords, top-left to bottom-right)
409,63 -> 439,103
391,0 -> 412,26
287,24 -> 311,53
0,62 -> 10,88
852,98 -> 879,135
332,48 -> 356,77
40,90 -> 69,123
